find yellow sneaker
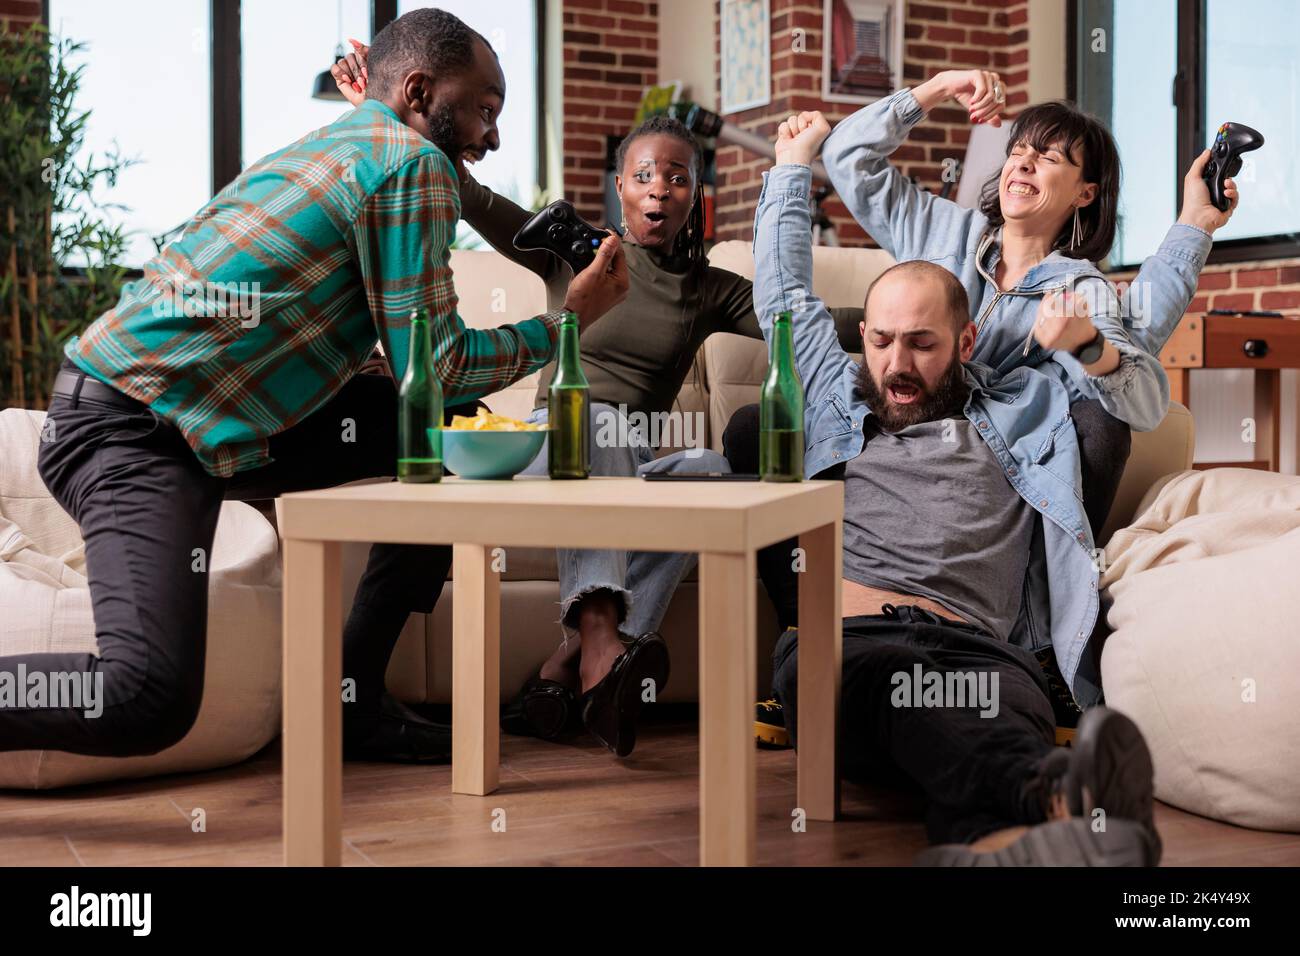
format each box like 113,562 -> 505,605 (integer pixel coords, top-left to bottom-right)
755,698 -> 790,749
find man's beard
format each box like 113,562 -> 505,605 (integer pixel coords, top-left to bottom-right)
426,103 -> 464,177
853,354 -> 970,432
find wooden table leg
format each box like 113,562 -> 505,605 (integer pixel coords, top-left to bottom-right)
798,521 -> 842,822
282,538 -> 342,867
1253,368 -> 1280,471
452,543 -> 500,796
698,550 -> 756,866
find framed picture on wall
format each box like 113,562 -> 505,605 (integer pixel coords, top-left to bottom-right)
822,0 -> 904,104
720,0 -> 771,114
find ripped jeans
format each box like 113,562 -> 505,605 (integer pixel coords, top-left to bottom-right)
521,402 -> 729,636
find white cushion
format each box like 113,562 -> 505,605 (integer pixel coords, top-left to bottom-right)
1101,467 -> 1300,831
0,409 -> 282,788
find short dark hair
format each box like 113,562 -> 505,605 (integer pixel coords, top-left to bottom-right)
366,8 -> 492,101
977,100 -> 1121,264
864,260 -> 971,333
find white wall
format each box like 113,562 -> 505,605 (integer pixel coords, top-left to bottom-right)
545,0 -> 564,198
1028,0 -> 1068,103
1189,370 -> 1297,472
657,0 -> 718,108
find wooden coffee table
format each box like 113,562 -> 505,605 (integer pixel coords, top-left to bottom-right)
277,476 -> 843,867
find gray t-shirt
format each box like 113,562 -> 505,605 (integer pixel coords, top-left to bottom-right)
842,414 -> 1036,640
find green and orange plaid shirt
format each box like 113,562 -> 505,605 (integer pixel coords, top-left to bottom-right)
68,100 -> 560,478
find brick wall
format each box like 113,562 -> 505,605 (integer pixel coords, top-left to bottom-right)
1181,263 -> 1300,318
556,0 -> 1034,248
700,3 -> 1300,392
1106,257 -> 1300,362
712,0 -> 1029,243
558,0 -> 1297,327
1,0 -> 43,31
561,0 -> 660,223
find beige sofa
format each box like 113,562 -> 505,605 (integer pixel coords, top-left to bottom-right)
374,241 -> 1197,706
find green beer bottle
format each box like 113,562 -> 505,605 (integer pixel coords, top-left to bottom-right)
759,311 -> 804,482
548,311 -> 589,479
397,308 -> 443,483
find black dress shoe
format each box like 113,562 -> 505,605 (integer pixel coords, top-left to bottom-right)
501,670 -> 578,740
343,692 -> 452,764
580,632 -> 670,757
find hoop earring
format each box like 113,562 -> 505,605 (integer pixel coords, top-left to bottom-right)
1070,206 -> 1082,251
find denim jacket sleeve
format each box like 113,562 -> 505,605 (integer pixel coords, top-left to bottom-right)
1050,220 -> 1211,430
1050,275 -> 1170,432
752,164 -> 856,411
822,87 -> 982,262
1121,222 -> 1213,356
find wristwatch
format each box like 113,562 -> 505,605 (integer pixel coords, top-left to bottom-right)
1071,328 -> 1106,365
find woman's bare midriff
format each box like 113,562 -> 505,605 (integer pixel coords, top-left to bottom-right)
841,578 -> 969,625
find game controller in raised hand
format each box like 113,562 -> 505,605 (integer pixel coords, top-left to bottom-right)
513,200 -> 610,273
1203,122 -> 1264,212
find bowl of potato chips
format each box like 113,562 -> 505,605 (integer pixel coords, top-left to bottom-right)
435,409 -> 548,479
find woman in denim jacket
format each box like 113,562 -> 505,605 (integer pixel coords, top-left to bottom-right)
819,70 -> 1241,515
731,74 -> 1239,537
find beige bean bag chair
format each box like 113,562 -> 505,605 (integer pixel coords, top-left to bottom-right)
1101,467 -> 1300,831
0,408 -> 282,788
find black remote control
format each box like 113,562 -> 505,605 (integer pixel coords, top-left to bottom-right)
1203,122 -> 1264,212
513,200 -> 608,273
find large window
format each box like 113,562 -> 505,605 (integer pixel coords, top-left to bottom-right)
241,0 -> 373,169
48,0 -> 544,268
1073,0 -> 1299,267
48,0 -> 213,266
1106,0 -> 1178,268
1203,0 -> 1298,246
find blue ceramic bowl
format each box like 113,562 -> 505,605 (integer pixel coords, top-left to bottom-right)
436,427 -> 547,480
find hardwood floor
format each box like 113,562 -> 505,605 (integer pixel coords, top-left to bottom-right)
0,713 -> 1296,867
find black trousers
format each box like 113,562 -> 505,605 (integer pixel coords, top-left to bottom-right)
723,399 -> 1132,629
772,605 -> 1057,844
0,361 -> 457,757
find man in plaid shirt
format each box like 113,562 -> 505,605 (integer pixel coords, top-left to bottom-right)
1,9 -> 627,762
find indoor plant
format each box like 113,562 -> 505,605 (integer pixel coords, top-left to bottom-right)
0,21 -> 134,408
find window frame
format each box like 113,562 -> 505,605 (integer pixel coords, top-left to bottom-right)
1068,0 -> 1300,268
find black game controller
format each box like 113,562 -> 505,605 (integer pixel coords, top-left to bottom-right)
513,200 -> 609,273
1203,122 -> 1264,212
